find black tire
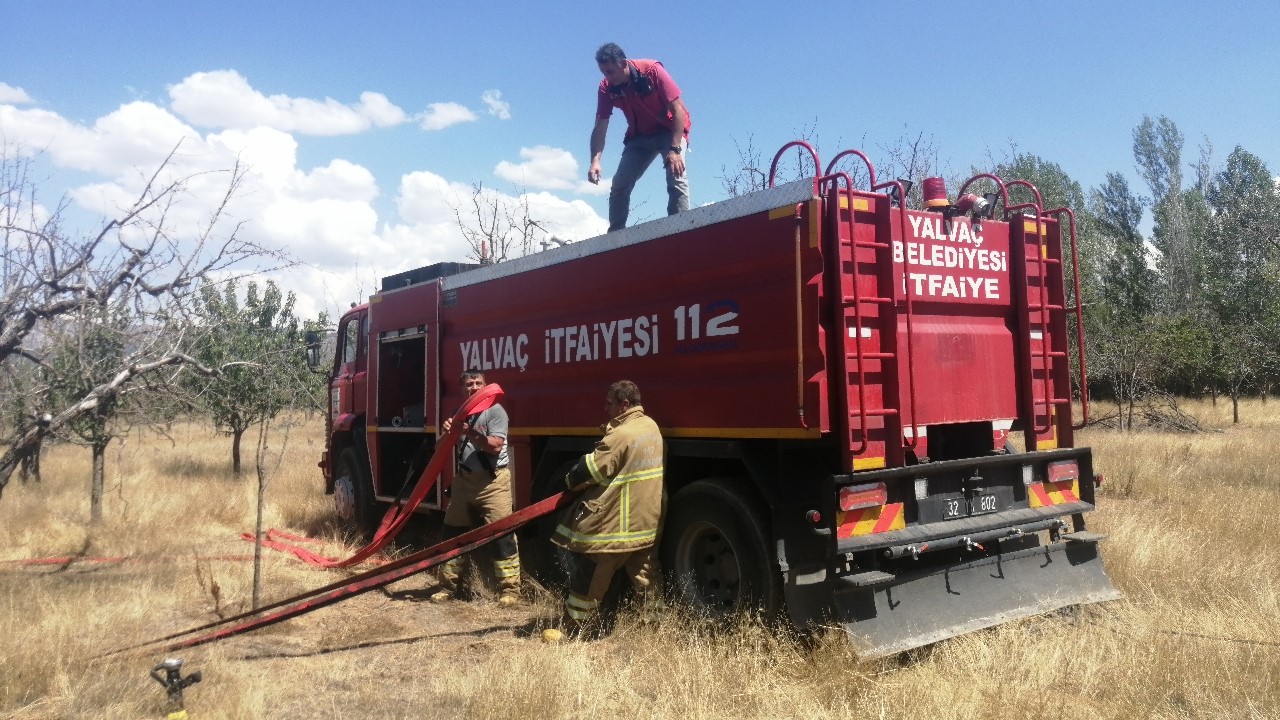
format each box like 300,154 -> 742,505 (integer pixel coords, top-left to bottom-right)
333,447 -> 377,535
661,478 -> 782,622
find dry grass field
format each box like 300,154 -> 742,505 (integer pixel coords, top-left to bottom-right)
2,400 -> 1278,719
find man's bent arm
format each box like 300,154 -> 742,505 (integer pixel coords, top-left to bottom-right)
666,98 -> 688,177
669,98 -> 687,148
588,117 -> 609,183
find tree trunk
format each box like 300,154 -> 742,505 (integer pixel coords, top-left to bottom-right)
1232,390 -> 1240,424
252,418 -> 270,610
19,442 -> 40,483
232,426 -> 244,476
90,441 -> 107,523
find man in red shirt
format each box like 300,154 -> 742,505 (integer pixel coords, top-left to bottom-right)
588,43 -> 692,232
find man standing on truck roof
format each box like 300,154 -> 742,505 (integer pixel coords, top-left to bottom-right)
588,42 -> 692,232
548,380 -> 666,639
433,370 -> 521,605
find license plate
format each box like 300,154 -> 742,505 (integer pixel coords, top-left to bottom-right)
942,493 -> 1000,519
969,493 -> 1000,515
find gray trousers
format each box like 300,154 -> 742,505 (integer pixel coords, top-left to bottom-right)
609,133 -> 689,231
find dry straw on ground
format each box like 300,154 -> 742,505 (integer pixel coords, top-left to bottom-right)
2,401 -> 1278,719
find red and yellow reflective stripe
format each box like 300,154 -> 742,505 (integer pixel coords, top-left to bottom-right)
836,503 -> 905,538
1028,479 -> 1079,508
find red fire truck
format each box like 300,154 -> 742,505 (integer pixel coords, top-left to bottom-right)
316,142 -> 1119,656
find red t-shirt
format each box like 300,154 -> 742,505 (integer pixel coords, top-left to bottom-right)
595,59 -> 692,142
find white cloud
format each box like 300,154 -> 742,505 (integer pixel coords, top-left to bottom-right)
482,90 -> 511,120
382,171 -> 607,268
1,101 -> 200,175
0,82 -> 32,104
522,192 -> 610,241
419,102 -> 477,131
0,73 -> 607,320
494,145 -> 609,195
168,70 -> 407,135
0,97 -> 388,317
356,91 -> 408,127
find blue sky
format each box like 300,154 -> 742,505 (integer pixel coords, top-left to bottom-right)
4,1 -> 1278,318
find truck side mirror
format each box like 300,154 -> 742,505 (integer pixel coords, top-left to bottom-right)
304,329 -> 323,372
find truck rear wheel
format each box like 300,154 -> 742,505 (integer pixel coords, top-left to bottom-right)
662,479 -> 781,622
333,447 -> 376,535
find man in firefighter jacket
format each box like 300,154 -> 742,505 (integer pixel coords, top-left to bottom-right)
433,370 -> 521,605
587,42 -> 692,232
552,379 -> 666,632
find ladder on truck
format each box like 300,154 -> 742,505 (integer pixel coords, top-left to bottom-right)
796,145 -> 917,474
1003,184 -> 1090,452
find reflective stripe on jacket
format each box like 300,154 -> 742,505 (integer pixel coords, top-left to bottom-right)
553,406 -> 665,553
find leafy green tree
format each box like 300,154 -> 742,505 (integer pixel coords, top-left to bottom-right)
1203,147 -> 1280,421
47,300 -> 131,522
1092,173 -> 1156,325
189,279 -> 321,474
1133,115 -> 1206,315
1084,172 -> 1160,426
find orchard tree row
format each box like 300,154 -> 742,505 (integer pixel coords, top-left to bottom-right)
985,117 -> 1278,427
0,144 -> 326,518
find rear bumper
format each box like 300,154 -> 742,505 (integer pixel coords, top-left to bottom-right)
827,446 -> 1096,556
832,534 -> 1121,658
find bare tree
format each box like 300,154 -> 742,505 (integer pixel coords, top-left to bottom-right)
0,142 -> 290,499
878,130 -> 943,209
718,134 -> 770,198
450,182 -> 548,264
719,126 -> 935,205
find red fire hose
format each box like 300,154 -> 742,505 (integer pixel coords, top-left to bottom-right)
99,488 -> 576,658
308,382 -> 507,568
98,382 -> 578,658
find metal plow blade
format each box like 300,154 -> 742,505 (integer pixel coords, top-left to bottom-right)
833,537 -> 1122,659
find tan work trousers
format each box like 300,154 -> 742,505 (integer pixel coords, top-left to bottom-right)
439,466 -> 519,591
443,466 -> 513,527
565,547 -> 660,622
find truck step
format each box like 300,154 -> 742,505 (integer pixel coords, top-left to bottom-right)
840,570 -> 896,587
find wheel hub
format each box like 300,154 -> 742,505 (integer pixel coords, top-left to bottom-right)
333,472 -> 355,520
678,521 -> 742,612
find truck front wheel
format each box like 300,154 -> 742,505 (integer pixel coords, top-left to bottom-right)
333,447 -> 376,535
662,479 -> 781,622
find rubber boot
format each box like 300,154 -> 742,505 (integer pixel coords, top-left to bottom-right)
431,558 -> 461,602
494,554 -> 522,606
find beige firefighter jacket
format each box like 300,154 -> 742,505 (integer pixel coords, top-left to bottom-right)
553,405 -> 665,553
